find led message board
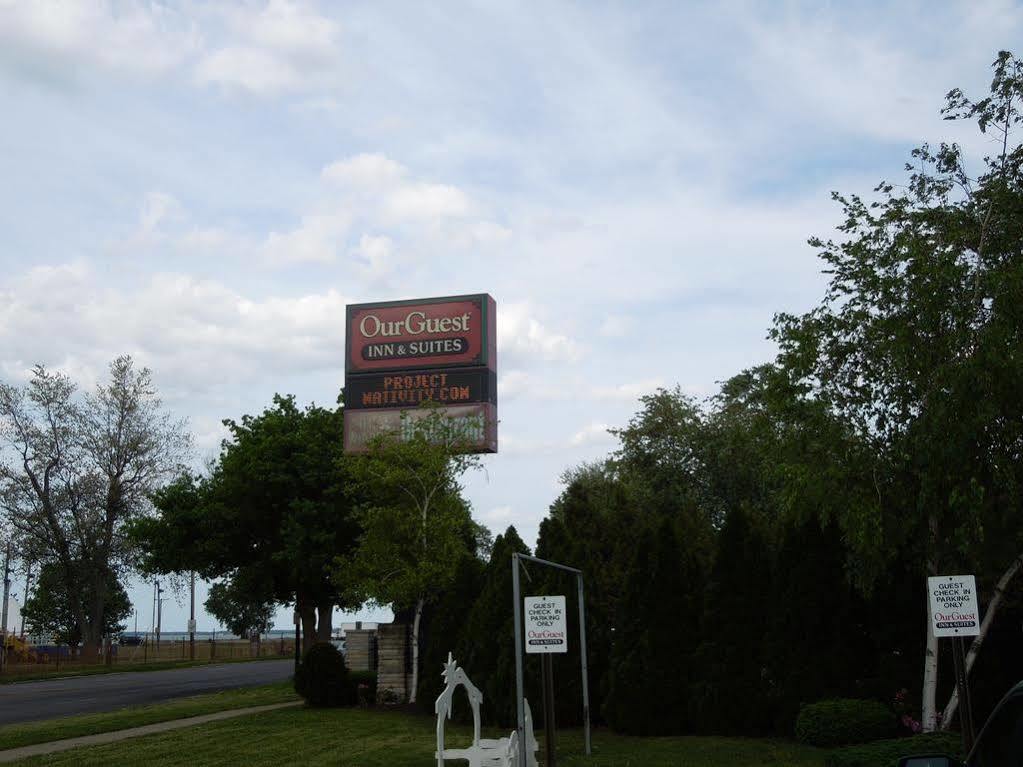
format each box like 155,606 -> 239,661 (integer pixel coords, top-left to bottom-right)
344,368 -> 497,410
343,294 -> 497,454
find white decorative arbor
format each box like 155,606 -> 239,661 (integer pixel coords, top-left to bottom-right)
435,653 -> 538,767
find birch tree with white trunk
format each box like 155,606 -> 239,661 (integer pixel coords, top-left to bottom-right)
774,50 -> 1023,732
337,406 -> 484,704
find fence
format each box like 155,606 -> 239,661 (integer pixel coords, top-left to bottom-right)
1,635 -> 296,678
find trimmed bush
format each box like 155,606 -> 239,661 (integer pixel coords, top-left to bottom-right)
826,732 -> 963,767
294,642 -> 356,707
795,698 -> 895,747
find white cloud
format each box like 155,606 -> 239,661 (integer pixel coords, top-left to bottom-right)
137,191 -> 184,238
569,422 -> 612,447
591,378 -> 664,401
0,263 -> 352,391
322,154 -> 407,188
194,1 -> 342,95
384,182 -> 470,221
498,303 -> 580,365
499,370 -> 532,399
322,153 -> 475,224
262,212 -> 352,265
483,505 -> 514,524
350,234 -> 395,284
598,315 -> 632,338
195,46 -> 305,95
0,0 -> 199,77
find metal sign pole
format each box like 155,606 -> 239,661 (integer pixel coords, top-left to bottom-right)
577,573 -> 592,755
512,554 -> 527,767
952,637 -> 975,753
543,653 -> 557,767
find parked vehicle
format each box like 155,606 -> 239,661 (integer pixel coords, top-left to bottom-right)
899,681 -> 1023,766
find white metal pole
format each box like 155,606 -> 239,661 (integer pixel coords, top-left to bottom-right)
512,554 -> 527,767
577,573 -> 591,755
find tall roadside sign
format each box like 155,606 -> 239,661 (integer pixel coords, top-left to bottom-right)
343,294 -> 498,453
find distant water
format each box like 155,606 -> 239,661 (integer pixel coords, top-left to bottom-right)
119,630 -> 299,641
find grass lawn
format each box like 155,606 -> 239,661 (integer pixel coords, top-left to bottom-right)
0,682 -> 298,752
9,704 -> 826,766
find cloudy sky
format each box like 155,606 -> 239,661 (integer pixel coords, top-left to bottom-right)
1,0 -> 1018,633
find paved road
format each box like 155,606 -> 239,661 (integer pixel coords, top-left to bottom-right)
0,659 -> 294,726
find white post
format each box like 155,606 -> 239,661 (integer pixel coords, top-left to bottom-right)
512,554 -> 527,767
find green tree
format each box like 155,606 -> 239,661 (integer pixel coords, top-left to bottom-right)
0,357 -> 189,660
337,406 -> 483,704
690,507 -> 773,735
21,561 -> 131,646
133,395 -> 360,651
414,533 -> 489,710
455,526 -> 533,728
763,519 -> 878,732
205,575 -> 276,638
535,462 -> 636,726
605,518 -> 703,735
773,51 -> 1023,729
611,388 -> 716,563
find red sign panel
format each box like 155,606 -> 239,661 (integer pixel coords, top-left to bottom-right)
346,295 -> 495,374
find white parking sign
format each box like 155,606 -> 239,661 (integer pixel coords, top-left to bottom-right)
524,595 -> 567,654
928,575 -> 981,638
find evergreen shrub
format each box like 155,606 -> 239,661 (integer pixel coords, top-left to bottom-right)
825,732 -> 962,767
795,698 -> 895,747
294,642 -> 356,707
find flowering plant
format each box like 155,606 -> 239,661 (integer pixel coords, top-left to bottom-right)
893,688 -> 922,734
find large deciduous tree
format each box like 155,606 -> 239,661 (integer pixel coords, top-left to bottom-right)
21,560 -> 132,647
774,51 -> 1023,730
205,575 -> 276,639
134,394 -> 361,651
0,357 -> 189,660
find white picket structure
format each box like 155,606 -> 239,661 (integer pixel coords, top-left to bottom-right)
435,653 -> 538,767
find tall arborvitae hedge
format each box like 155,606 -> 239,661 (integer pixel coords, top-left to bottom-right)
764,519 -> 878,732
455,526 -> 536,728
604,518 -> 704,735
690,506 -> 774,734
415,551 -> 486,711
533,465 -> 637,727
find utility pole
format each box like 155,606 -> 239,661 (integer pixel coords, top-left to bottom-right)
1,543 -> 11,672
19,563 -> 31,639
156,580 -> 163,651
189,571 -> 195,661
